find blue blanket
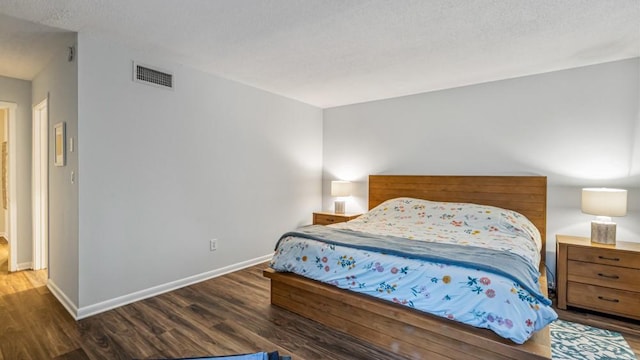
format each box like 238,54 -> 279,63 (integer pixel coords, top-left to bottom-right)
277,225 -> 550,305
176,351 -> 286,360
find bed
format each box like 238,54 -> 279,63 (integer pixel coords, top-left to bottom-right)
263,175 -> 555,359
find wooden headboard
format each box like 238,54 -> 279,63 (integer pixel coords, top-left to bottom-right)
369,175 -> 547,261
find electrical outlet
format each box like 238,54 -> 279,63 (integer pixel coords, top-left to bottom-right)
210,239 -> 218,251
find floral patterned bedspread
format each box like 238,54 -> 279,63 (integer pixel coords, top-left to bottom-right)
270,198 -> 558,344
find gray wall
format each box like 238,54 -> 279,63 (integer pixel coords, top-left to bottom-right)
76,32 -> 323,309
323,58 -> 640,282
0,75 -> 32,266
32,38 -> 79,305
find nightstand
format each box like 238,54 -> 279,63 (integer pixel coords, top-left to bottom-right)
312,211 -> 361,225
556,235 -> 640,320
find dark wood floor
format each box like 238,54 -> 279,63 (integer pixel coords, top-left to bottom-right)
1,238 -> 639,359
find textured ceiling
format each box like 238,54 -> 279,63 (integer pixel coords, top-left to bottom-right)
0,13 -> 75,81
0,0 -> 638,108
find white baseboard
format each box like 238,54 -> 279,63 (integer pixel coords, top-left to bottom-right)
48,279 -> 80,319
16,261 -> 32,271
74,253 -> 273,320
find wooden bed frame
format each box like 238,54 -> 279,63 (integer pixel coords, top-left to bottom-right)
263,175 -> 550,359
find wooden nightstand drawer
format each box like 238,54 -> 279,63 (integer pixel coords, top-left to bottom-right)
314,213 -> 342,225
556,235 -> 640,319
567,282 -> 640,320
568,246 -> 640,269
312,212 -> 361,225
568,260 -> 640,292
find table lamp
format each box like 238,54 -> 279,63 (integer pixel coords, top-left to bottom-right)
331,180 -> 352,214
581,188 -> 627,244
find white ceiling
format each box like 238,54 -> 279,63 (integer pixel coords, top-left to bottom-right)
0,13 -> 75,81
0,0 -> 638,108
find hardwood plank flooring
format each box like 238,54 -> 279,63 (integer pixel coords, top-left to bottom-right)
2,238 -> 639,359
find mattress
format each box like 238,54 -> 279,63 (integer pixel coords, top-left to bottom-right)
270,197 -> 558,344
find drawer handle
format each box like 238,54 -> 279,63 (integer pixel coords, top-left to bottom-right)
597,273 -> 620,279
598,255 -> 620,261
597,296 -> 620,303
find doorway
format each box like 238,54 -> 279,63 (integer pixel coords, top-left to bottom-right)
0,101 -> 17,272
32,98 -> 48,270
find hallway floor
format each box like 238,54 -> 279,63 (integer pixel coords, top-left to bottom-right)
0,238 -> 47,295
0,238 -> 77,359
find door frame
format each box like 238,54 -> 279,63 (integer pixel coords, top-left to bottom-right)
0,101 -> 18,272
32,98 -> 48,270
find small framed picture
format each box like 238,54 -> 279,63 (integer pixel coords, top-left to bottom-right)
54,122 -> 65,166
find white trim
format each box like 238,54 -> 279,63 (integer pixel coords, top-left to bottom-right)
1,109 -> 5,246
72,254 -> 273,320
32,98 -> 49,270
0,102 -> 18,272
47,279 -> 79,319
16,261 -> 33,271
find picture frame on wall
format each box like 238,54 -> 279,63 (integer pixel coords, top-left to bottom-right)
54,122 -> 65,166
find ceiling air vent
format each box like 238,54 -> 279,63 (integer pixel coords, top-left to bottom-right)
133,62 -> 174,90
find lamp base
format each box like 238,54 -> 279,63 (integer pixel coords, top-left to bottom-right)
334,200 -> 345,214
591,221 -> 616,245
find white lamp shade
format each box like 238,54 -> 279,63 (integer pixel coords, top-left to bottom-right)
331,181 -> 352,197
581,188 -> 627,217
